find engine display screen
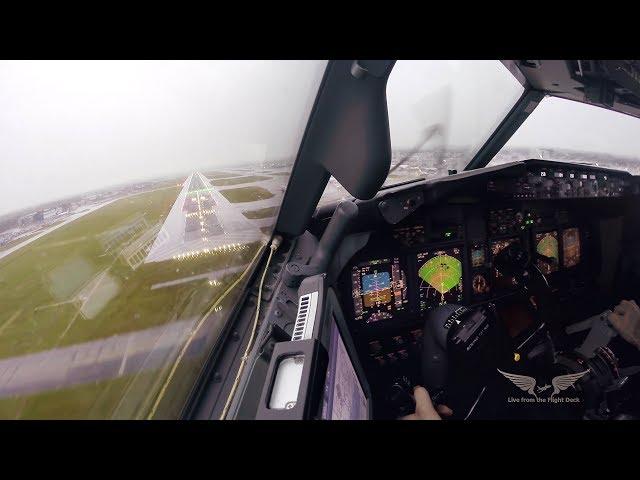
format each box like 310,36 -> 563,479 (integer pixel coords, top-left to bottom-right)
471,243 -> 487,267
416,247 -> 464,312
536,231 -> 559,274
351,257 -> 407,323
562,228 -> 580,268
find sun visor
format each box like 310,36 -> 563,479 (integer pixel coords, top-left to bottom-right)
518,60 -> 640,120
307,60 -> 395,200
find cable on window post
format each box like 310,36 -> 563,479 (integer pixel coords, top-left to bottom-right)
219,235 -> 282,420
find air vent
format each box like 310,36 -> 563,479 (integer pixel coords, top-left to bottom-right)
291,291 -> 318,341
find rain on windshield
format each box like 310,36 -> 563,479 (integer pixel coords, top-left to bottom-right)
0,60 -> 325,418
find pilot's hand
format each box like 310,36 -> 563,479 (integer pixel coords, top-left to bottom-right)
609,300 -> 640,349
400,386 -> 453,420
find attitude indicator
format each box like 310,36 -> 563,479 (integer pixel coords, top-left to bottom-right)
351,257 -> 407,323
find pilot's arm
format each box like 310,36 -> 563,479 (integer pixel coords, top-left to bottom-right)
609,299 -> 640,349
400,386 -> 453,420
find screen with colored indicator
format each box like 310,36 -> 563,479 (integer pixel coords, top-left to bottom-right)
562,228 -> 580,268
471,243 -> 487,268
351,257 -> 407,323
536,231 -> 559,274
416,247 -> 464,312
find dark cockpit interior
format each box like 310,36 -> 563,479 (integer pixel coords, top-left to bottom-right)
311,159 -> 640,419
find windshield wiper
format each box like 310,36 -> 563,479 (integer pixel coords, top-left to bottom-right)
387,123 -> 445,176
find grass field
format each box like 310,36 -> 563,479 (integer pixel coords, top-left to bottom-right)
210,175 -> 270,187
0,344 -> 230,419
242,206 -> 279,219
220,186 -> 274,203
0,186 -> 262,357
0,185 -> 266,418
0,188 -> 183,357
0,370 -> 158,419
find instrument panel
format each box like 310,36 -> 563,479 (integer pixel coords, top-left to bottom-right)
342,161 -> 632,328
343,200 -> 602,333
335,160 -> 632,417
488,164 -> 630,200
342,197 -> 609,400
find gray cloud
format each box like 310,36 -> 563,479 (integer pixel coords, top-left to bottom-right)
0,60 -> 326,216
2,60 -> 638,216
387,60 -> 640,159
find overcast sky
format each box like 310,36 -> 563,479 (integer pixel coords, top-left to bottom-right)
0,60 -> 325,216
387,60 -> 640,158
2,60 -> 640,217
505,95 -> 640,155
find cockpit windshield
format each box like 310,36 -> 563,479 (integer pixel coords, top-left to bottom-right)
318,60 -> 525,206
0,60 -> 326,418
489,95 -> 640,171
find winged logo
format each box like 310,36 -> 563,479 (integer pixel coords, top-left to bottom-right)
550,371 -> 590,398
497,368 -> 590,400
497,369 -> 538,399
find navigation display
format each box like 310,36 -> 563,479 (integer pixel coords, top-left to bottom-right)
416,247 -> 464,311
562,228 -> 580,268
536,231 -> 559,274
351,257 -> 407,323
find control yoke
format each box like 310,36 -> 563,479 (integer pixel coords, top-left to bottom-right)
283,201 -> 359,287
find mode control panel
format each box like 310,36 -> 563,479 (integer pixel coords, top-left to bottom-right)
488,164 -> 630,200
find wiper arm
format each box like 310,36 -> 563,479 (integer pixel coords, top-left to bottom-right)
387,124 -> 445,176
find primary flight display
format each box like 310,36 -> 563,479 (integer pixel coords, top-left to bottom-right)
351,257 -> 408,323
